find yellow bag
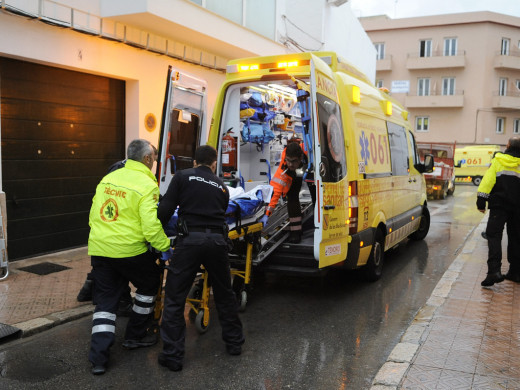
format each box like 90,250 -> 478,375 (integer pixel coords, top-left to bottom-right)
240,108 -> 256,118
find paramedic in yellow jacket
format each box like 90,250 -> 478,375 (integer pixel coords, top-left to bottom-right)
476,136 -> 520,287
261,141 -> 310,243
87,139 -> 172,375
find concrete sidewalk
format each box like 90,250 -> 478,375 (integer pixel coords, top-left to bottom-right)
0,247 -> 94,338
371,215 -> 519,389
0,215 -> 518,389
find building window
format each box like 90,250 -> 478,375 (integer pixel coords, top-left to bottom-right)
375,43 -> 385,60
514,119 -> 520,134
190,0 -> 275,40
496,117 -> 505,134
444,38 -> 457,56
376,79 -> 384,88
245,0 -> 275,39
417,78 -> 430,96
499,78 -> 508,96
501,38 -> 510,55
419,39 -> 432,57
205,0 -> 243,24
516,80 -> 520,90
442,77 -> 455,95
416,116 -> 429,132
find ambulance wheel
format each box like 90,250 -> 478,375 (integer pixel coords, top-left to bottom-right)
409,206 -> 430,241
195,309 -> 210,334
365,229 -> 384,282
472,176 -> 482,186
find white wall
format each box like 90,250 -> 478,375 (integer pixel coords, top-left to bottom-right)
324,3 -> 376,83
282,0 -> 376,83
0,11 -> 226,164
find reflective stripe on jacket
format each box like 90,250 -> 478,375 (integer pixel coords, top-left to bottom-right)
88,159 -> 170,257
477,151 -> 520,210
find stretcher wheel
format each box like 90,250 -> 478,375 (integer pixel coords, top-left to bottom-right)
195,309 -> 210,334
188,284 -> 202,300
237,290 -> 247,312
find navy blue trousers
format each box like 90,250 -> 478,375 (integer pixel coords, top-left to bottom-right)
486,208 -> 520,274
160,232 -> 244,364
89,251 -> 161,366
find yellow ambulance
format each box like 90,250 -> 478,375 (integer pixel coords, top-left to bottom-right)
454,145 -> 501,186
205,52 -> 433,280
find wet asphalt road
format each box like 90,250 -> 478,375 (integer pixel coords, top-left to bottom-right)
0,185 -> 484,389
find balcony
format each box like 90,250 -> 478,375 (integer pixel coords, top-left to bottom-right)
406,51 -> 466,70
405,91 -> 464,108
376,55 -> 392,71
494,52 -> 520,70
492,91 -> 520,109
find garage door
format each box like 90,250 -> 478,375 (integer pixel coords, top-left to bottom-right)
1,57 -> 125,260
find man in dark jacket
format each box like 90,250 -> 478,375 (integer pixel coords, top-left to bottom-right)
157,145 -> 244,372
477,136 -> 520,287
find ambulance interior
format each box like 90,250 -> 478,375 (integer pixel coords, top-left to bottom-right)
217,80 -> 315,234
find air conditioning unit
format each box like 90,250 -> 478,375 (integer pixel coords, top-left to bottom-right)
327,0 -> 349,6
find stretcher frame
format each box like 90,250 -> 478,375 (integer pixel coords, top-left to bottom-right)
185,222 -> 263,334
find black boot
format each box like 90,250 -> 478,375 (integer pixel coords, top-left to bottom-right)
504,270 -> 520,283
481,272 -> 504,287
77,279 -> 93,302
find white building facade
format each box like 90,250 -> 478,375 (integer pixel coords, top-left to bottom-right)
0,0 -> 374,259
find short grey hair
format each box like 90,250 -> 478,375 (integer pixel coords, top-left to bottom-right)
127,139 -> 153,162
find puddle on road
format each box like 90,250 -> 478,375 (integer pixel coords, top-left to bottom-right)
0,352 -> 70,382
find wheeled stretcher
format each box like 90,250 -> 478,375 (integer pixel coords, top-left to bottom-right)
155,185 -> 272,334
185,221 -> 263,334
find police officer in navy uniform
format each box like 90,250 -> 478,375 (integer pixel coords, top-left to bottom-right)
157,145 -> 244,372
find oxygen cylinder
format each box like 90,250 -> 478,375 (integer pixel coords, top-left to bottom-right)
222,133 -> 237,172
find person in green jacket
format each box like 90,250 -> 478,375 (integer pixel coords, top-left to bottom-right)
477,136 -> 520,287
87,139 -> 172,375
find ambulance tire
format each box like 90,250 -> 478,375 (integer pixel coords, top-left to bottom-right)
195,309 -> 210,334
409,206 -> 430,241
365,229 -> 384,282
472,176 -> 482,186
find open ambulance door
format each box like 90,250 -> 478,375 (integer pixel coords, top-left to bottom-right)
156,66 -> 207,195
308,55 -> 349,268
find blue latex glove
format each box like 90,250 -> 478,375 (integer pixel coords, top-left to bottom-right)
259,214 -> 269,227
160,248 -> 174,262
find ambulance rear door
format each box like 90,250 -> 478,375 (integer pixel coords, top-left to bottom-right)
156,66 -> 207,195
308,55 -> 349,268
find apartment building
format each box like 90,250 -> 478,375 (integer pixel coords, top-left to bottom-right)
360,12 -> 520,147
0,0 -> 374,260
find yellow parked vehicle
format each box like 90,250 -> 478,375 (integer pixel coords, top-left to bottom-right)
205,51 -> 433,281
454,145 -> 501,186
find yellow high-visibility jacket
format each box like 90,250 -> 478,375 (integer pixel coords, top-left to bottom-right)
477,151 -> 520,210
88,159 -> 170,258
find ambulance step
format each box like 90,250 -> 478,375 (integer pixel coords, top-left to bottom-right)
263,242 -> 316,269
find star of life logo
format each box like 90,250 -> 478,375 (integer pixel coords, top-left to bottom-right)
100,199 -> 119,222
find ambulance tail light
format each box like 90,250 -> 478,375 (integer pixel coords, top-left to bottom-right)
348,181 -> 358,235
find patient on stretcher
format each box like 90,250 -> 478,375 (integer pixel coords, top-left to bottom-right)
164,185 -> 273,236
